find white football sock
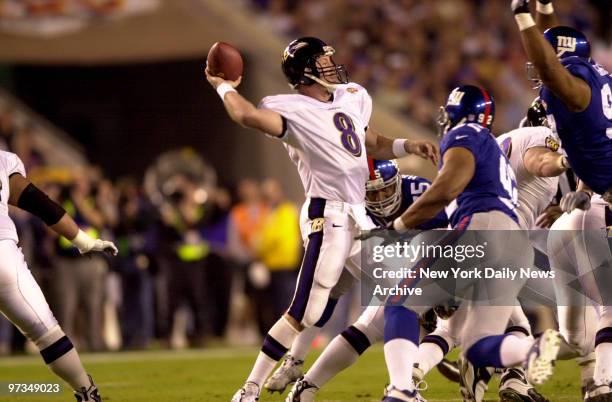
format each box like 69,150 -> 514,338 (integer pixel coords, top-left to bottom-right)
305,335 -> 359,387
385,339 -> 418,391
594,343 -> 612,385
500,335 -> 533,367
577,352 -> 596,389
290,326 -> 320,361
48,349 -> 91,390
416,341 -> 444,375
34,327 -> 90,391
247,317 -> 299,386
246,352 -> 277,386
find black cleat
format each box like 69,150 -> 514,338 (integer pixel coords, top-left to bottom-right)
74,375 -> 101,402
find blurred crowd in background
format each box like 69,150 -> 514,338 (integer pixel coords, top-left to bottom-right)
0,101 -> 320,354
249,0 -> 612,133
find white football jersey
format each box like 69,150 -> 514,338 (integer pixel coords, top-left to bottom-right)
259,83 -> 372,204
0,150 -> 25,242
496,127 -> 560,229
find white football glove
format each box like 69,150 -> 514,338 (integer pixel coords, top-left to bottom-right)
72,229 -> 118,256
559,191 -> 591,213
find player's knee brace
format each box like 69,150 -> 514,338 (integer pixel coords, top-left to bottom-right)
34,326 -> 74,364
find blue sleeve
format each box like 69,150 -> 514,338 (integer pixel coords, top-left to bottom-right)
440,126 -> 481,159
562,58 -> 595,85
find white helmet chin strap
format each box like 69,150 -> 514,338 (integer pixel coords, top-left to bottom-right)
304,73 -> 340,93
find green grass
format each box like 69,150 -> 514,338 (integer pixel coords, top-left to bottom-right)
0,345 -> 582,401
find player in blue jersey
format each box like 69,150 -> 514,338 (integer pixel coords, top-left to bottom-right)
511,2 -> 612,400
375,85 -> 561,402
511,0 -> 612,199
365,159 -> 448,230
284,159 -> 448,402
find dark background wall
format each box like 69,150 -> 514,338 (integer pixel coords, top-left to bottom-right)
10,59 -> 266,184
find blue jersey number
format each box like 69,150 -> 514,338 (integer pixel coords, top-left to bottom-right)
602,84 -> 612,139
410,181 -> 430,203
333,113 -> 362,157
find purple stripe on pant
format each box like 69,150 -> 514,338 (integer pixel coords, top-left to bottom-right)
288,198 -> 326,324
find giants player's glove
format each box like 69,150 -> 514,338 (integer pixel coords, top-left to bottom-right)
511,0 -> 530,14
71,229 -> 118,256
354,221 -> 395,241
560,191 -> 591,213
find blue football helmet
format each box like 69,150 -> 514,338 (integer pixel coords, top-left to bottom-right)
527,26 -> 591,88
437,85 -> 495,136
365,159 -> 402,218
544,26 -> 591,59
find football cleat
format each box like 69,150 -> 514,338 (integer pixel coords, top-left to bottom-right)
524,329 -> 561,386
231,381 -> 260,402
499,367 -> 549,402
285,378 -> 318,402
436,359 -> 461,384
265,354 -> 304,393
458,355 -> 493,402
584,383 -> 612,402
74,375 -> 101,402
382,385 -> 427,402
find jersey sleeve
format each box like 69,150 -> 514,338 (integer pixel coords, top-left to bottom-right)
440,125 -> 481,158
563,57 -> 596,86
512,127 -> 559,159
358,87 -> 373,126
258,95 -> 292,142
2,152 -> 26,178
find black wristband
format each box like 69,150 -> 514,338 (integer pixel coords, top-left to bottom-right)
17,184 -> 66,226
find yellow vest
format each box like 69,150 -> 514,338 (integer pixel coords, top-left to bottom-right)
256,202 -> 301,270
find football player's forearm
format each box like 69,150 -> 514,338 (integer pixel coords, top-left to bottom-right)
397,176 -> 461,229
397,195 -> 448,229
223,93 -> 284,136
536,12 -> 558,31
223,91 -> 257,127
50,214 -> 80,241
367,134 -> 396,160
520,27 -> 561,84
534,153 -> 568,177
535,0 -> 558,31
519,27 -> 590,110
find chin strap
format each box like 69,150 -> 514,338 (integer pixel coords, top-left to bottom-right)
304,73 -> 340,92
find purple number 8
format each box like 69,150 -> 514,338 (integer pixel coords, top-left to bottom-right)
333,113 -> 362,157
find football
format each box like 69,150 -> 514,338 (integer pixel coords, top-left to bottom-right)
206,42 -> 244,81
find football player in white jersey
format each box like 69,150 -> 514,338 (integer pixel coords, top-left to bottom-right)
0,150 -> 117,402
204,37 -> 438,402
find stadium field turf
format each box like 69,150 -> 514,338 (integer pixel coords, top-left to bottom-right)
0,345 -> 582,401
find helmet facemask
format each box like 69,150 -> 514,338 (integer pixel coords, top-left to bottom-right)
437,106 -> 452,137
525,62 -> 543,90
365,172 -> 402,218
304,47 -> 348,91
